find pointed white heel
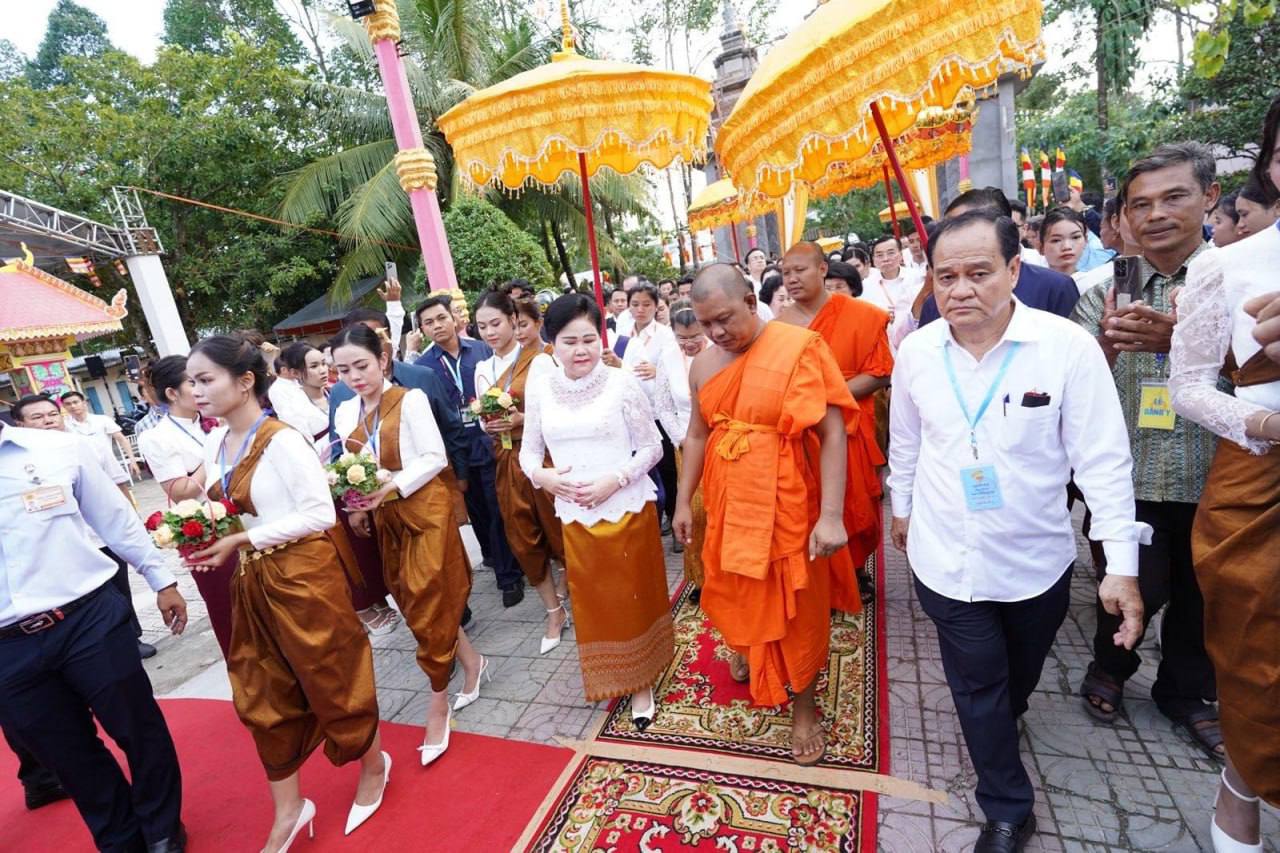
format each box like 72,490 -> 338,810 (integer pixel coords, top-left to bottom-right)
344,751 -> 391,836
631,687 -> 656,732
1211,770 -> 1263,852
271,797 -> 315,853
540,605 -> 568,655
418,707 -> 452,767
453,655 -> 491,712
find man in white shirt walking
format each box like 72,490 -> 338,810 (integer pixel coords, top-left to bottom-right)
887,210 -> 1146,853
60,389 -> 141,479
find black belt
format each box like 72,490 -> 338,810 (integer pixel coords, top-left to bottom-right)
0,585 -> 105,640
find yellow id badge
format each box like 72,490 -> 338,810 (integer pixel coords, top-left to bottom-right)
22,485 -> 68,513
1138,382 -> 1176,430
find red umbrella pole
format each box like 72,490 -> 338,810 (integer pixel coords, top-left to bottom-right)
729,223 -> 742,261
882,164 -> 902,241
872,103 -> 928,251
577,152 -> 609,347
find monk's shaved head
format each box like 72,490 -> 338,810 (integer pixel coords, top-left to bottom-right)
784,241 -> 827,265
691,263 -> 752,303
780,240 -> 829,308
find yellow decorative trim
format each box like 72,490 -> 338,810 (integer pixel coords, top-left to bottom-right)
394,147 -> 438,193
1,258 -> 128,343
365,0 -> 401,43
0,242 -> 35,273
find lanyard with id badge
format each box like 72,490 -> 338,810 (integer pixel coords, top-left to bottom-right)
943,342 -> 1022,512
441,352 -> 477,428
1137,356 -> 1175,431
22,463 -> 69,513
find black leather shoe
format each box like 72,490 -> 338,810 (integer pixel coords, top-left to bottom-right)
660,518 -> 673,536
24,784 -> 70,810
688,587 -> 702,606
502,586 -> 525,607
671,539 -> 684,554
460,605 -> 473,629
138,641 -> 158,660
146,822 -> 187,853
974,815 -> 1035,853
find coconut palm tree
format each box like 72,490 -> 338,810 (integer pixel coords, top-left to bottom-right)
279,0 -> 657,297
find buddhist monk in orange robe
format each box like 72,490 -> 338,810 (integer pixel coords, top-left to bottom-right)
777,241 -> 891,575
673,264 -> 862,766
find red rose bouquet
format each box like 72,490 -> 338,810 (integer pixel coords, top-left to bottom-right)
144,498 -> 242,559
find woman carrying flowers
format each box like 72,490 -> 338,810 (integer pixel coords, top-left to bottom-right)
473,290 -> 568,653
330,323 -> 485,767
181,334 -> 388,852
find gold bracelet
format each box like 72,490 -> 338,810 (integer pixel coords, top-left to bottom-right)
1259,411 -> 1280,442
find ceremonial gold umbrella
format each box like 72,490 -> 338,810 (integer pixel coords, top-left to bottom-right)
437,2 -> 712,336
686,178 -> 776,258
717,0 -> 1043,247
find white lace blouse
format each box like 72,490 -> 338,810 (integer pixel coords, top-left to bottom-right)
519,362 -> 663,526
1170,228 -> 1280,455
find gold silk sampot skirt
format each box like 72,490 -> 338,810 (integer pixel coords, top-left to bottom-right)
376,477 -> 472,692
493,441 -> 565,586
226,534 -> 379,782
563,502 -> 675,702
1192,441 -> 1280,807
872,387 -> 890,460
674,450 -> 706,587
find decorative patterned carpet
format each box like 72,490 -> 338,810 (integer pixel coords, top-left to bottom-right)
522,549 -> 888,852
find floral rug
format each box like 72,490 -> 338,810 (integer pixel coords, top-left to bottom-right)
525,757 -> 875,852
592,549 -> 887,774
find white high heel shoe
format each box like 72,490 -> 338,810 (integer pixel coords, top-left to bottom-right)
418,708 -> 452,767
452,655 -> 491,712
631,687 -> 656,733
270,798 -> 315,853
540,605 -> 568,655
1211,770 -> 1263,852
344,751 -> 391,836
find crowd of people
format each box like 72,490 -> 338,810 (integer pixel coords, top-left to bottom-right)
1,93 -> 1278,853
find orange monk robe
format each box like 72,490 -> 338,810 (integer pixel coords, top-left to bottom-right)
808,293 -> 892,568
699,322 -> 862,707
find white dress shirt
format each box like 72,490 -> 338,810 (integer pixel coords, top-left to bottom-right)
888,300 -> 1148,602
268,378 -> 330,456
333,384 -> 447,498
75,427 -> 129,485
65,412 -> 121,441
621,321 -> 681,403
613,309 -> 636,338
200,424 -> 336,551
859,267 -> 924,348
137,413 -> 208,485
0,427 -> 175,625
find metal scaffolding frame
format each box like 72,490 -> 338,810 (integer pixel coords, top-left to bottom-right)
0,189 -> 131,258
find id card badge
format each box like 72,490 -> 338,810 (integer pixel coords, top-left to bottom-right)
1137,382 -> 1176,430
960,465 -> 1004,512
23,485 -> 68,513
460,406 -> 477,426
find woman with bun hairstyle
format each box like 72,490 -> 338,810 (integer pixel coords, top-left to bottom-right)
474,290 -> 568,652
329,323 -> 485,766
136,355 -> 239,655
184,335 -> 388,852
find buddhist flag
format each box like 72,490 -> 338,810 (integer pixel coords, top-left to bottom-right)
1055,145 -> 1067,172
65,257 -> 92,275
1021,149 -> 1036,210
112,259 -> 129,277
1039,150 -> 1052,208
1068,169 -> 1084,193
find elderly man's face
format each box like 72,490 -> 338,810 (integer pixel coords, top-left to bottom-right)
872,240 -> 902,278
1124,162 -> 1218,258
17,400 -> 63,430
931,223 -> 1020,331
691,285 -> 758,354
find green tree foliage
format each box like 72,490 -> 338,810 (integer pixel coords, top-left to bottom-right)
1179,0 -> 1276,78
25,0 -> 114,88
0,41 -> 337,335
613,230 -> 678,283
442,196 -> 554,293
1176,15 -> 1280,158
809,186 -> 898,244
162,0 -> 305,62
0,40 -> 25,82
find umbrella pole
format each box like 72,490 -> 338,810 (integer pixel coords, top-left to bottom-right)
729,223 -> 741,261
882,164 -> 901,241
577,152 -> 609,346
871,103 -> 929,251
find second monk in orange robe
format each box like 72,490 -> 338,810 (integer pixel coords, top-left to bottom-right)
673,264 -> 862,766
777,241 -> 891,572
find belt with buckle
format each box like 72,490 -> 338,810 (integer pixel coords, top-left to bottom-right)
0,587 -> 103,640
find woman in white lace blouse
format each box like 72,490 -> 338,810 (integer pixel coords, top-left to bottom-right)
1169,95 -> 1280,852
519,294 -> 676,731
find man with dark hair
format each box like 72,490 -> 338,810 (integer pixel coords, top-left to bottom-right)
890,209 -> 1144,852
414,295 -> 524,604
861,234 -> 924,345
657,279 -> 676,299
504,278 -> 534,301
1071,142 -> 1224,760
60,390 -> 140,479
675,276 -> 694,298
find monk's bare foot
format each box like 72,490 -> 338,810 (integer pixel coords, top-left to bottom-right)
728,652 -> 750,683
791,688 -> 826,766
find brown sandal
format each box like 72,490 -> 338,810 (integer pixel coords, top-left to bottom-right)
1079,661 -> 1124,723
1167,707 -> 1226,763
793,727 -> 827,767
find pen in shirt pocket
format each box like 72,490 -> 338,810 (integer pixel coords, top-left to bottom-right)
1003,393 -> 1010,416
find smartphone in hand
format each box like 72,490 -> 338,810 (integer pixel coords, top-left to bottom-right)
1113,256 -> 1142,308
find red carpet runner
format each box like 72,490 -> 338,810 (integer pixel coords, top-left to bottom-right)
0,697 -> 573,852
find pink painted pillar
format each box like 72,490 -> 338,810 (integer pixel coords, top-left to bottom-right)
372,38 -> 457,291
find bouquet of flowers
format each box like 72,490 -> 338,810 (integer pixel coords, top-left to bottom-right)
144,499 -> 242,560
325,451 -> 393,509
470,386 -> 520,449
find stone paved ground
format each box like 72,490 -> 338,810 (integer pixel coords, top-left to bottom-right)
128,479 -> 1277,851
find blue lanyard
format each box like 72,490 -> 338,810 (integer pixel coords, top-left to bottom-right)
501,346 -> 523,393
942,341 -> 1022,460
439,350 -> 465,400
167,414 -> 204,447
358,399 -> 381,456
217,413 -> 269,494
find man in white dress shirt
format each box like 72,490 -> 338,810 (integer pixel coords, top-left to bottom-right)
60,389 -> 141,480
861,234 -> 924,345
0,422 -> 188,852
887,210 -> 1145,853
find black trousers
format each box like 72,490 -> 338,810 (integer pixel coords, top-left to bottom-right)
654,421 -> 679,522
915,566 -> 1073,824
103,548 -> 142,639
0,584 -> 182,852
463,456 -> 522,591
2,724 -> 60,792
1091,500 -> 1215,714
